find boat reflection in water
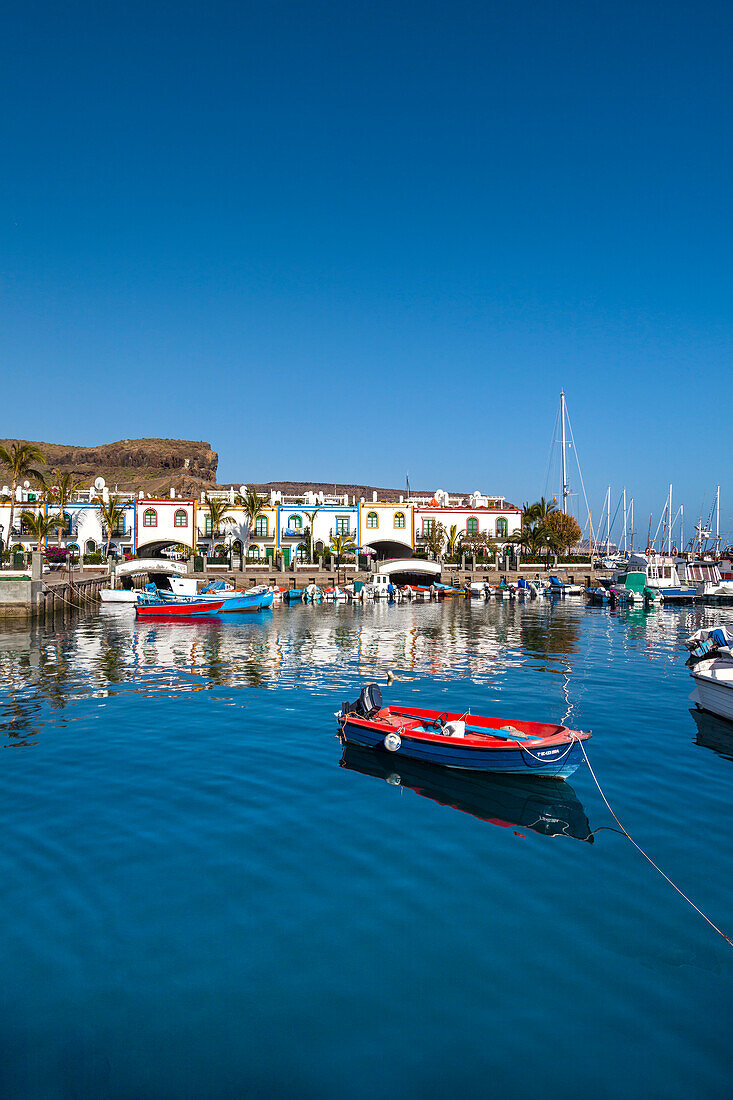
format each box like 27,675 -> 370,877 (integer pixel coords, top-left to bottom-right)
689,708 -> 733,763
340,744 -> 593,842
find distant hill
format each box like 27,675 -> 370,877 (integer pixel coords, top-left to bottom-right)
0,438 -> 218,495
233,480 -> 436,502
0,439 -> 469,502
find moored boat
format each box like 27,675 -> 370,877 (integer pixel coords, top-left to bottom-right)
135,597 -> 227,619
548,576 -> 584,596
686,626 -> 733,723
337,684 -> 591,778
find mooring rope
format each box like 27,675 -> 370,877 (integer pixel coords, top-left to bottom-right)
578,737 -> 733,948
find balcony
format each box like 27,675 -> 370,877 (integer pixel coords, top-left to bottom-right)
329,527 -> 353,539
201,528 -> 229,539
47,525 -> 80,540
102,525 -> 130,539
281,527 -> 305,539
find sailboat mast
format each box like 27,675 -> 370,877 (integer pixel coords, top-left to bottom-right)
606,486 -> 611,555
716,485 -> 720,553
679,505 -> 683,555
560,390 -> 568,514
622,487 -> 627,553
630,498 -> 634,552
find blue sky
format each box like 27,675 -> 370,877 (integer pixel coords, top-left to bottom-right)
2,2 -> 732,542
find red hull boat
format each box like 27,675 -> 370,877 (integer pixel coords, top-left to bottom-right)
135,598 -> 227,619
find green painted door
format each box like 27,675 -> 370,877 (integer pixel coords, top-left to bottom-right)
281,548 -> 290,566
265,547 -> 275,563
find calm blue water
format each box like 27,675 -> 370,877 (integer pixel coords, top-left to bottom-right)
1,597 -> 732,1099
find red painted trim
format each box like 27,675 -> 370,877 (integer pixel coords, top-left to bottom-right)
417,507 -> 521,514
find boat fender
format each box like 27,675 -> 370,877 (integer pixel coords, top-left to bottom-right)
384,732 -> 401,752
443,720 -> 465,738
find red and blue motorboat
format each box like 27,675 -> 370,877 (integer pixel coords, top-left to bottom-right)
337,685 -> 591,779
135,597 -> 227,619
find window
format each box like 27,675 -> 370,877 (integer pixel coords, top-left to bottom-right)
296,542 -> 308,561
496,518 -> 508,538
255,515 -> 268,537
205,517 -> 212,536
247,544 -> 260,559
288,514 -> 302,529
143,508 -> 157,528
422,518 -> 434,536
85,539 -> 97,553
467,517 -> 479,534
336,515 -> 350,535
174,509 -> 188,528
366,512 -> 378,529
394,512 -> 406,529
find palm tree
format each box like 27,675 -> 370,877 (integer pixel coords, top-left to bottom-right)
303,507 -> 320,562
95,494 -> 127,559
204,495 -> 233,556
329,532 -> 356,567
446,524 -> 460,558
48,469 -> 83,545
19,509 -> 57,552
533,496 -> 558,522
0,442 -> 45,545
236,487 -> 269,549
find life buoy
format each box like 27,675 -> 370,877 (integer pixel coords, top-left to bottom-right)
645,546 -> 652,555
672,545 -> 678,556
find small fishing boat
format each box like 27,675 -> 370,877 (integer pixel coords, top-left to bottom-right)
626,552 -> 696,603
303,584 -> 324,603
586,586 -> 610,605
337,685 -> 591,778
433,582 -> 463,597
686,626 -> 733,723
324,586 -> 350,601
135,597 -> 227,619
467,581 -> 492,599
283,589 -> 303,603
100,588 -> 139,604
548,575 -> 585,596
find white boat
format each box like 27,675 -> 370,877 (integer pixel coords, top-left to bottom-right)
626,551 -> 696,602
685,561 -> 733,601
363,574 -> 395,600
686,627 -> 733,723
100,588 -> 139,604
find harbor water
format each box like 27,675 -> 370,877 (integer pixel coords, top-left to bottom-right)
0,597 -> 732,1098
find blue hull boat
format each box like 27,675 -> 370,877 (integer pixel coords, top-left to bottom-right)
337,685 -> 591,779
284,589 -> 303,603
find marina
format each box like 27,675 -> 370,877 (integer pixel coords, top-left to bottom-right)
1,596 -> 732,1097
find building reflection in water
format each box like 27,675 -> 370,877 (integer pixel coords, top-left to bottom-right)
3,597 -> 732,747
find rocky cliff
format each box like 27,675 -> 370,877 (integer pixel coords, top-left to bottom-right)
0,438 -> 218,494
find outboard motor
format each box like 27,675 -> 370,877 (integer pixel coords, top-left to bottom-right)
342,683 -> 383,719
